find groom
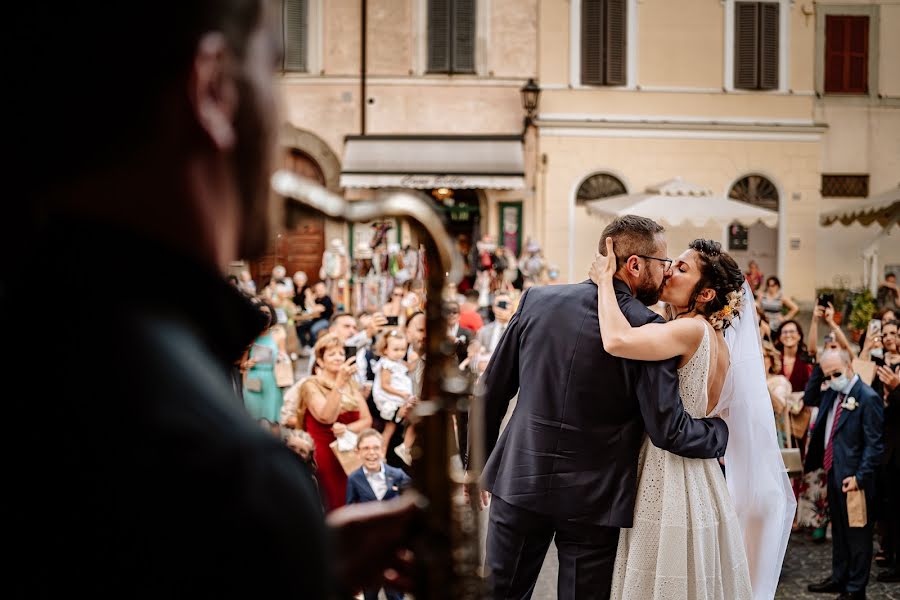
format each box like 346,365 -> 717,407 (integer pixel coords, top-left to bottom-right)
467,215 -> 729,599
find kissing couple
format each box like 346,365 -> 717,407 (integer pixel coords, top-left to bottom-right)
467,215 -> 795,600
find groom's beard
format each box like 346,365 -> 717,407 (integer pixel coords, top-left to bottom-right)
635,272 -> 664,306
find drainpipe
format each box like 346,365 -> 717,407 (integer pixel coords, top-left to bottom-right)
360,0 -> 367,135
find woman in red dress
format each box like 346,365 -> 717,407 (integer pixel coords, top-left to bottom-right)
299,334 -> 372,511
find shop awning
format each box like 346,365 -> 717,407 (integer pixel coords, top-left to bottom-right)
339,135 -> 525,189
819,185 -> 900,227
585,177 -> 778,228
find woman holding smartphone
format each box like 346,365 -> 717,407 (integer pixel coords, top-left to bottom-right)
299,334 -> 372,511
382,286 -> 406,328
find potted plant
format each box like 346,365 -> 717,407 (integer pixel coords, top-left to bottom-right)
848,289 -> 876,343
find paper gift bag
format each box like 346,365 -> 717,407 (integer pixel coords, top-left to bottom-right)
329,440 -> 362,475
274,358 -> 295,388
847,490 -> 867,528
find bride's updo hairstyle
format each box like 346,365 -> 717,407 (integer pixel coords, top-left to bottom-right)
685,239 -> 746,331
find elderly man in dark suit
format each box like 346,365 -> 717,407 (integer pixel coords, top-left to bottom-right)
467,215 -> 729,600
805,349 -> 884,600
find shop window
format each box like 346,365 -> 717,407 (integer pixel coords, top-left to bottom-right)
427,0 -> 476,74
581,0 -> 627,86
734,2 -> 779,90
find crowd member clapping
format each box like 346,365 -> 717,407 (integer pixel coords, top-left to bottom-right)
299,334 -> 372,511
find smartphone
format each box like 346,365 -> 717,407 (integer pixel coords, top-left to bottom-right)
344,346 -> 358,361
868,319 -> 882,338
496,300 -> 509,310
386,315 -> 399,326
817,293 -> 834,308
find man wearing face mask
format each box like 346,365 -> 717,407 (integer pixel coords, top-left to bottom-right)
805,350 -> 884,599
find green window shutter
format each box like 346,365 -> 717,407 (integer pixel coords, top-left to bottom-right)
452,0 -> 476,73
581,0 -> 604,85
284,0 -> 308,72
428,0 -> 451,73
734,2 -> 759,89
604,0 -> 627,86
758,2 -> 779,90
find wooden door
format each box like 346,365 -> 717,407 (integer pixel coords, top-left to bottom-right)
251,149 -> 327,288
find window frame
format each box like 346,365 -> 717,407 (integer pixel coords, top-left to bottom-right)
823,14 -> 869,95
814,3 -> 881,100
426,0 -> 478,75
723,0 -> 790,94
569,0 -> 637,89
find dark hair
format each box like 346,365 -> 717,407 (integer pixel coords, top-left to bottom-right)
680,240 -> 746,331
464,289 -> 481,301
599,215 -> 665,270
766,276 -> 782,289
257,300 -> 277,330
774,319 -> 809,357
407,311 -> 426,326
884,319 -> 900,330
877,308 -> 898,321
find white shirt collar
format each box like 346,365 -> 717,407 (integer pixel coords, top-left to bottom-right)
364,462 -> 386,477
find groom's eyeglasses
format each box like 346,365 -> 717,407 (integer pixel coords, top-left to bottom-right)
637,255 -> 673,273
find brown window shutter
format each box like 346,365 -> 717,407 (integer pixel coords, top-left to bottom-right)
284,0 -> 308,72
758,3 -> 779,89
605,0 -> 627,85
824,15 -> 845,92
734,2 -> 759,89
825,15 -> 868,94
582,0 -> 604,85
452,0 -> 476,73
428,0 -> 451,73
848,16 -> 868,93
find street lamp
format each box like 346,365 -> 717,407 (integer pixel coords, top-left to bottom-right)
520,78 -> 541,129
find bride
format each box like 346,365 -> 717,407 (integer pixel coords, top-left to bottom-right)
590,237 -> 794,600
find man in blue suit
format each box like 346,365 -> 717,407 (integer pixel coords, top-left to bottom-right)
805,349 -> 884,600
347,429 -> 412,600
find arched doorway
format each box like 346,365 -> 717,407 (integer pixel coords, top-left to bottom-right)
728,174 -> 780,286
251,149 -> 327,289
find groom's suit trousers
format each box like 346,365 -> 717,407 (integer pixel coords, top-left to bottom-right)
486,495 -> 619,600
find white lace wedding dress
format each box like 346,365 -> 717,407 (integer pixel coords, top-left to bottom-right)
610,326 -> 753,600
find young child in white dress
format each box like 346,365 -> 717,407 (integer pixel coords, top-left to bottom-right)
373,329 -> 417,463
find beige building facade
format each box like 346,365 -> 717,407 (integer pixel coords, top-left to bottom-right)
274,0 -> 899,303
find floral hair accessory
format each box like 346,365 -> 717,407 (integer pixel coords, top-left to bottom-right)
709,290 -> 745,331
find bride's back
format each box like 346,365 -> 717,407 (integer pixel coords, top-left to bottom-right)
705,321 -> 730,415
676,317 -> 730,417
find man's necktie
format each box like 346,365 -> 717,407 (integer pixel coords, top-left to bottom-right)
823,393 -> 845,473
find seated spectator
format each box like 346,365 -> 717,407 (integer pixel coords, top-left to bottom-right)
296,281 -> 334,352
346,429 -> 412,600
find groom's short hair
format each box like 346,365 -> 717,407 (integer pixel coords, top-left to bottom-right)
599,215 -> 665,269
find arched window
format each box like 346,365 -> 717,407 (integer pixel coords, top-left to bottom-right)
729,174 -> 779,211
576,173 -> 627,205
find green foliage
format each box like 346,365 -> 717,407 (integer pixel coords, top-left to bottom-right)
849,289 -> 877,332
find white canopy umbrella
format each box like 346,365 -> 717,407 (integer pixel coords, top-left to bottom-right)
819,184 -> 900,294
585,177 -> 779,228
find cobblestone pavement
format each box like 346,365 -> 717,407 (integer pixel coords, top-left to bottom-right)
516,532 -> 900,599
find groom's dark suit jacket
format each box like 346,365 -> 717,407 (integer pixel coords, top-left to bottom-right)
470,278 -> 729,527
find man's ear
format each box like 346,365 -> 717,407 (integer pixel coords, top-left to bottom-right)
623,255 -> 641,278
188,32 -> 238,151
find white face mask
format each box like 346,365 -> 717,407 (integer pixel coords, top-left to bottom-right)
828,372 -> 849,392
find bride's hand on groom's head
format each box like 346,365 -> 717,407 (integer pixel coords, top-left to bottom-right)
589,238 -> 617,285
